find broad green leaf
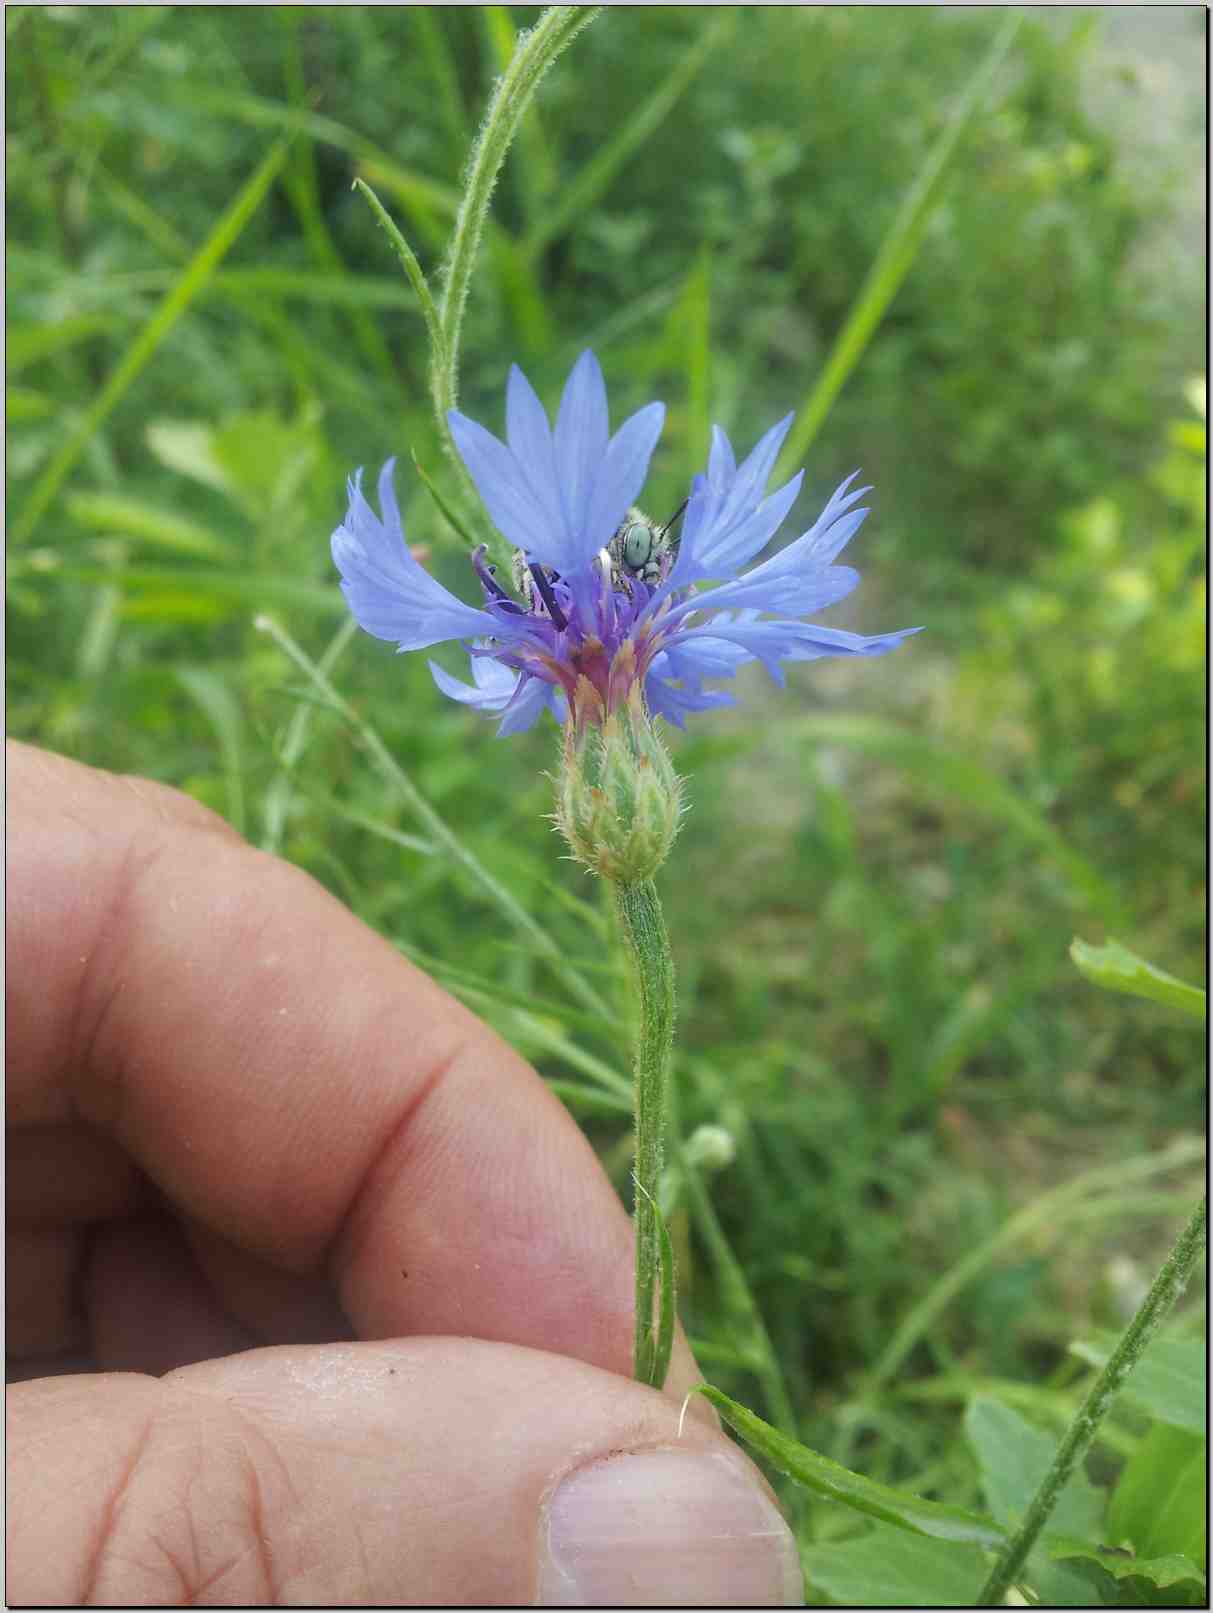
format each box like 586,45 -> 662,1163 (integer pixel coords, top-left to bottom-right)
694,1387 -> 1005,1547
965,1396 -> 1104,1540
806,1520 -> 987,1608
1070,1332 -> 1206,1435
1106,1424 -> 1206,1566
1070,937 -> 1206,1020
1049,1538 -> 1206,1607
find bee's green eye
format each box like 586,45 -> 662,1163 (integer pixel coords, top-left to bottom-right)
622,522 -> 654,570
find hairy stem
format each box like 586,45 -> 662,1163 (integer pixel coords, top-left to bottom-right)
434,5 -> 599,430
977,1195 -> 1207,1605
613,877 -> 677,1385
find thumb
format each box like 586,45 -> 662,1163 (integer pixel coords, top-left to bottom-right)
7,1340 -> 803,1606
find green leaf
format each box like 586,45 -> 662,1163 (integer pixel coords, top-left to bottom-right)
806,1521 -> 987,1608
693,1386 -> 1006,1547
652,1191 -> 676,1391
965,1396 -> 1104,1540
1069,1332 -> 1206,1435
1049,1538 -> 1207,1607
965,1396 -> 1107,1605
1070,937 -> 1206,1020
1106,1424 -> 1206,1566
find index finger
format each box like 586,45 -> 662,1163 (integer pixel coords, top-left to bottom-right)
5,741 -> 658,1384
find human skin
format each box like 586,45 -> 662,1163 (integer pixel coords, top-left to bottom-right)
5,740 -> 801,1606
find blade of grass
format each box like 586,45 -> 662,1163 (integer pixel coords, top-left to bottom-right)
410,8 -> 470,171
261,617 -> 359,854
13,139 -> 290,547
254,614 -> 608,1020
864,1137 -> 1206,1397
279,13 -> 400,397
793,714 -> 1126,927
520,10 -> 733,263
174,666 -> 247,835
776,11 -> 1023,477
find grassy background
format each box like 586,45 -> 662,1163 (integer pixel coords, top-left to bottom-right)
7,0 -> 1206,1578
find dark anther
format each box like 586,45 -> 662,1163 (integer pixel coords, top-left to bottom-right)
471,544 -> 514,604
528,563 -> 568,630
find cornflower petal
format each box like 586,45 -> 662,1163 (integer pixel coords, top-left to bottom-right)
333,352 -> 918,736
582,400 -> 666,566
448,410 -> 566,562
505,363 -> 567,546
553,349 -> 610,542
332,461 -> 499,650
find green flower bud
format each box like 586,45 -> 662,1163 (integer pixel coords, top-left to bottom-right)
554,681 -> 684,884
684,1123 -> 737,1172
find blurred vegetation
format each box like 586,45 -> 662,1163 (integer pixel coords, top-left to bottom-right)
6,4 -> 1205,1596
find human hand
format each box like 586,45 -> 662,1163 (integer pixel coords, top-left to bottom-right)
6,741 -> 801,1606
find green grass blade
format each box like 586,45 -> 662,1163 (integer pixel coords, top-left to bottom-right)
174,666 -> 247,834
13,139 -> 290,547
794,714 -> 1126,927
521,10 -> 733,263
776,11 -> 1023,476
65,491 -> 239,561
865,1137 -> 1206,1395
1070,937 -> 1206,1020
410,8 -> 470,170
692,1385 -> 1007,1548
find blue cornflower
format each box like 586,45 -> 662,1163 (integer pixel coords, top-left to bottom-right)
332,350 -> 918,736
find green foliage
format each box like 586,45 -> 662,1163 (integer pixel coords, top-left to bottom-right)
5,9 -> 1205,1606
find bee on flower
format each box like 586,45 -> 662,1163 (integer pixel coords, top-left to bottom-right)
332,349 -> 918,738
332,350 -> 919,879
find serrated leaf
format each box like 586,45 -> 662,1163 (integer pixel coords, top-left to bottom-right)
1070,937 -> 1206,1019
694,1386 -> 1005,1547
1106,1424 -> 1206,1567
1070,1332 -> 1205,1434
806,1520 -> 987,1608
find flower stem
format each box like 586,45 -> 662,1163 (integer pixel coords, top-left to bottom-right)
976,1195 -> 1207,1606
613,877 -> 677,1386
434,6 -> 599,446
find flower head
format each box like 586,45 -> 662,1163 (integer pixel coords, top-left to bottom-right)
332,350 -> 919,736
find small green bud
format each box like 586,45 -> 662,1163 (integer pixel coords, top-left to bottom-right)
684,1123 -> 737,1172
554,682 -> 684,883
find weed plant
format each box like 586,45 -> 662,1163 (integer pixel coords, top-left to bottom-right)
6,6 -> 1206,1604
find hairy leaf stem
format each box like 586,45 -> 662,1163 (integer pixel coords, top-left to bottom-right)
976,1195 -> 1207,1605
435,7 -> 599,460
613,877 -> 677,1387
